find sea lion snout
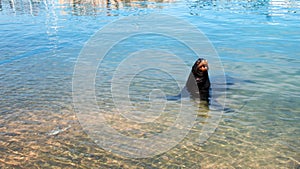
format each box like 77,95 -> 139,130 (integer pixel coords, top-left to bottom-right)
197,60 -> 209,72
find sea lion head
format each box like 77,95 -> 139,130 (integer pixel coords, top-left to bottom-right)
192,58 -> 209,76
197,59 -> 208,72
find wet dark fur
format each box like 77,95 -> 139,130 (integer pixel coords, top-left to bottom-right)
166,58 -> 211,102
186,58 -> 211,102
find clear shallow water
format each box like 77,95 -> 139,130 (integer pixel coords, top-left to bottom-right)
0,0 -> 300,168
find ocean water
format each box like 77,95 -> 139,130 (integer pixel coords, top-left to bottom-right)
0,0 -> 299,168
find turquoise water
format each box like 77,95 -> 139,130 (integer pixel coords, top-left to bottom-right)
1,0 -> 300,168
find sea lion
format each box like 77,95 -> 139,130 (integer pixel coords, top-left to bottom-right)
166,58 -> 211,103
186,58 -> 211,102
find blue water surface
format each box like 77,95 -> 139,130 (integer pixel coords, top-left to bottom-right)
0,0 -> 299,168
